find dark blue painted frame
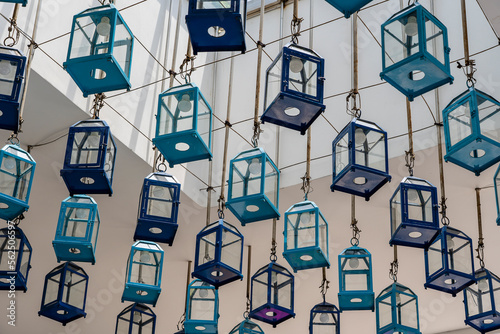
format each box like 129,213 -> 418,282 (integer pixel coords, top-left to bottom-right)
0,46 -> 26,132
228,318 -> 264,334
495,164 -> 500,226
309,301 -> 340,334
0,0 -> 27,6
115,303 -> 156,334
0,226 -> 32,292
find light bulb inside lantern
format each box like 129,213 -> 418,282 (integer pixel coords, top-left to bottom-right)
199,289 -> 209,298
87,133 -> 100,147
178,94 -> 192,112
140,251 -> 151,264
407,189 -> 419,202
65,273 -> 72,285
395,293 -> 401,305
299,212 -> 312,225
349,257 -> 360,269
404,16 -> 418,37
3,156 -> 16,170
152,186 -> 165,198
96,17 -> 111,37
319,313 -> 330,323
0,61 -> 12,76
289,57 -> 304,73
355,128 -> 366,145
75,208 -> 87,219
478,279 -> 489,291
133,311 -> 142,323
446,235 -> 454,251
248,158 -> 261,175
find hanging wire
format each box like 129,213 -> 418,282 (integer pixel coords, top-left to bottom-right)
179,38 -> 195,84
90,93 -> 106,119
389,245 -> 398,282
346,12 -> 361,119
300,126 -> 313,200
458,0 -> 477,88
350,196 -> 361,246
319,267 -> 329,303
243,245 -> 252,319
251,0 -> 265,148
3,4 -> 20,47
475,188 -> 485,268
270,218 -> 277,262
290,0 -> 303,44
176,260 -> 192,331
404,99 -> 415,176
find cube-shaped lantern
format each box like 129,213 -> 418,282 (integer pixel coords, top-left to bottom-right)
376,282 -> 421,334
193,219 -> 243,288
0,226 -> 32,292
185,0 -> 246,55
0,0 -> 27,6
309,301 -> 340,334
60,119 -> 116,196
63,4 -> 134,97
122,241 -> 164,306
226,147 -> 280,225
495,164 -> 500,226
424,226 -> 475,296
443,87 -> 500,175
0,144 -> 35,220
261,43 -> 325,135
249,262 -> 295,327
338,246 -> 374,311
134,172 -> 181,246
153,83 -> 212,168
389,176 -> 439,248
38,262 -> 89,325
380,2 -> 453,101
283,200 -> 329,272
331,118 -> 391,200
323,0 -> 373,18
185,279 -> 219,334
115,303 -> 156,334
0,46 -> 26,132
52,195 -> 100,265
229,319 -> 264,334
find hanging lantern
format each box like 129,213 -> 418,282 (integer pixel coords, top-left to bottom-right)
380,2 -> 453,101
261,43 -> 325,135
0,1 -> 28,6
63,4 -> 134,97
229,318 -> 264,334
52,195 -> 100,265
122,241 -> 164,306
442,87 -> 500,176
185,0 -> 246,55
249,262 -> 295,327
376,282 -> 421,334
389,176 -> 439,248
331,118 -> 391,200
185,279 -> 219,334
193,219 -> 244,288
153,83 -> 213,168
134,172 -> 181,246
226,147 -> 280,225
424,226 -> 475,296
309,301 -> 340,334
60,119 -> 116,196
0,226 -> 32,292
0,144 -> 36,221
283,200 -> 329,272
115,303 -> 156,334
323,0 -> 373,18
0,46 -> 26,132
38,262 -> 89,325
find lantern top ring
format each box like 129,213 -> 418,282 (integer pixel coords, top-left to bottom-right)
350,237 -> 359,246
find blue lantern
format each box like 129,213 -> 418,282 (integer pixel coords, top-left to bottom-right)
229,319 -> 264,334
153,83 -> 213,168
249,262 -> 295,327
443,87 -> 500,175
0,144 -> 35,220
115,303 -> 156,334
389,176 -> 439,248
185,0 -> 246,55
424,226 -> 475,296
52,195 -> 100,265
323,0 -> 373,18
380,2 -> 453,101
60,119 -> 116,196
283,200 -> 329,272
338,246 -> 374,311
185,279 -> 219,334
193,219 -> 243,288
0,0 -> 28,5
0,226 -> 32,292
331,118 -> 391,200
134,172 -> 181,246
0,46 -> 26,132
376,282 -> 421,334
261,43 -> 325,135
63,4 -> 134,97
309,302 -> 340,334
38,262 -> 89,325
495,164 -> 500,226
122,241 -> 164,306
226,147 -> 280,225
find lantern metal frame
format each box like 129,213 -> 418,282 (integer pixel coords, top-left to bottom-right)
0,0 -> 27,6
309,301 -> 340,334
323,0 -> 373,18
0,46 -> 26,132
229,318 -> 264,334
0,226 -> 32,292
495,163 -> 500,226
115,302 -> 156,334
185,279 -> 219,334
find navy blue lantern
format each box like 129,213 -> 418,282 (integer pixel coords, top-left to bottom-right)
376,282 -> 421,334
283,200 -> 329,272
0,144 -> 35,221
185,279 -> 219,334
38,262 -> 89,326
323,0 -> 373,18
115,303 -> 156,334
309,302 -> 340,334
331,118 -> 391,200
153,83 -> 213,168
389,176 -> 439,248
134,172 -> 181,246
0,226 -> 32,292
193,219 -> 243,288
52,195 -> 100,265
185,0 -> 246,55
261,43 -> 325,135
424,226 -> 475,296
443,87 -> 500,176
249,262 -> 295,327
63,4 -> 134,97
495,164 -> 500,226
229,319 -> 264,334
0,46 -> 26,132
226,147 -> 280,226
60,119 -> 116,196
380,2 -> 453,101
338,246 -> 374,311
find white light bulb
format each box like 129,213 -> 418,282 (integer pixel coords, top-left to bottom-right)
140,251 -> 151,264
349,258 -> 360,269
478,279 -> 489,291
404,16 -> 418,37
75,208 -> 87,219
133,311 -> 142,323
447,235 -> 454,251
355,128 -> 366,145
319,313 -> 330,323
96,17 -> 111,37
199,289 -> 209,298
407,189 -> 419,202
178,94 -> 192,112
0,61 -> 12,76
289,57 -> 304,73
299,212 -> 312,225
65,273 -> 72,285
152,186 -> 165,198
248,158 -> 261,175
87,133 -> 100,147
395,293 -> 401,305
3,156 -> 16,170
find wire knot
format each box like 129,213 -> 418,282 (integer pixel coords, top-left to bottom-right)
350,218 -> 361,246
404,149 -> 415,176
300,173 -> 312,201
180,54 -> 196,83
389,260 -> 398,282
319,276 -> 330,301
256,40 -> 266,48
476,238 -> 485,268
251,121 -> 263,148
290,15 -> 304,44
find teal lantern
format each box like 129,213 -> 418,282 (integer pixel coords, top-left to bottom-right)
228,319 -> 264,334
185,279 -> 219,334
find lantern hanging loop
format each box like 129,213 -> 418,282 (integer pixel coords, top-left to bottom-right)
3,4 -> 20,47
290,0 -> 303,45
475,188 -> 485,268
7,132 -> 20,145
10,213 -> 25,227
270,218 -> 278,262
90,93 -> 106,119
389,246 -> 398,282
98,0 -> 114,5
154,153 -> 167,172
351,218 -> 361,246
300,173 -> 312,201
179,38 -> 195,84
320,267 -> 330,302
346,91 -> 361,119
440,199 -> 450,226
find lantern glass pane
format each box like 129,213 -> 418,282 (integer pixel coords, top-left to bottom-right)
70,132 -> 101,165
116,317 -> 129,334
273,270 -> 292,309
105,137 -> 115,179
189,287 -> 215,321
0,156 -> 32,201
265,53 -> 282,111
425,16 -> 444,65
43,276 -> 60,306
390,189 -> 402,231
378,295 -> 392,329
92,213 -> 99,246
478,95 -> 500,142
343,256 -> 369,291
63,207 -> 89,238
63,271 -> 85,309
113,16 -> 133,76
70,15 -> 110,59
287,56 -> 317,97
0,58 -> 18,96
20,243 -> 30,278
406,188 -> 432,222
252,272 -> 268,308
221,230 -> 242,271
319,214 -> 327,255
447,100 -> 472,147
354,127 -> 386,172
265,160 -> 278,207
198,230 -> 216,264
161,92 -> 195,135
427,237 -> 442,276
231,158 -> 262,199
447,235 -> 472,274
131,250 -> 159,286
198,94 -> 211,146
197,0 -> 232,9
397,292 -> 418,328
147,185 -> 174,218
0,232 -> 19,271
383,13 -> 420,66
335,132 -> 349,174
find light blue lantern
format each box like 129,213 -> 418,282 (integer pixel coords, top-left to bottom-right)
153,83 -> 213,168
0,226 -> 32,292
115,303 -> 156,334
52,195 -> 100,265
309,301 -> 340,334
185,279 -> 219,334
283,200 -> 329,272
324,0 -> 373,18
226,147 -> 280,226
229,318 -> 264,334
380,2 -> 453,101
0,46 -> 26,132
122,241 -> 164,306
0,0 -> 27,5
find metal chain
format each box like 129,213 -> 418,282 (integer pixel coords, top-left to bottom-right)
300,173 -> 312,201
476,241 -> 485,269
243,297 -> 250,319
154,153 -> 167,172
457,60 -> 477,88
4,19 -> 20,47
475,188 -> 485,268
90,93 -> 106,119
404,149 -> 415,176
290,15 -> 304,44
179,54 -> 196,84
440,197 -> 450,226
251,121 -> 262,148
97,0 -> 113,5
389,260 -> 398,282
217,197 -> 225,219
346,90 -> 361,119
319,275 -> 330,302
350,218 -> 361,246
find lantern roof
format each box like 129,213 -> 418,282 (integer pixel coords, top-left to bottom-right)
444,86 -> 500,111
229,318 -> 264,334
0,45 -> 23,57
78,3 -> 116,16
132,240 -> 164,252
199,219 -> 242,235
233,147 -> 268,160
64,194 -> 96,205
119,302 -> 154,315
286,200 -> 318,213
400,176 -> 434,188
377,282 -> 416,298
146,171 -> 179,184
254,261 -> 293,278
311,301 -> 339,312
3,144 -> 35,162
161,82 -> 198,95
190,278 -> 214,288
339,245 -> 370,256
73,119 -> 109,128
48,261 -> 87,277
284,42 -> 322,59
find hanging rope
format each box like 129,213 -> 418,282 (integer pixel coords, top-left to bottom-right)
350,196 -> 361,246
252,0 -> 265,148
177,260 -> 192,331
404,99 -> 415,176
458,0 -> 476,88
90,93 -> 106,119
389,245 -> 398,282
243,245 -> 252,319
154,153 -> 167,172
3,4 -> 20,47
270,218 -> 277,262
346,12 -> 361,119
475,188 -> 485,268
290,0 -> 303,44
319,267 -> 329,303
300,126 -> 313,200
179,38 -> 195,84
